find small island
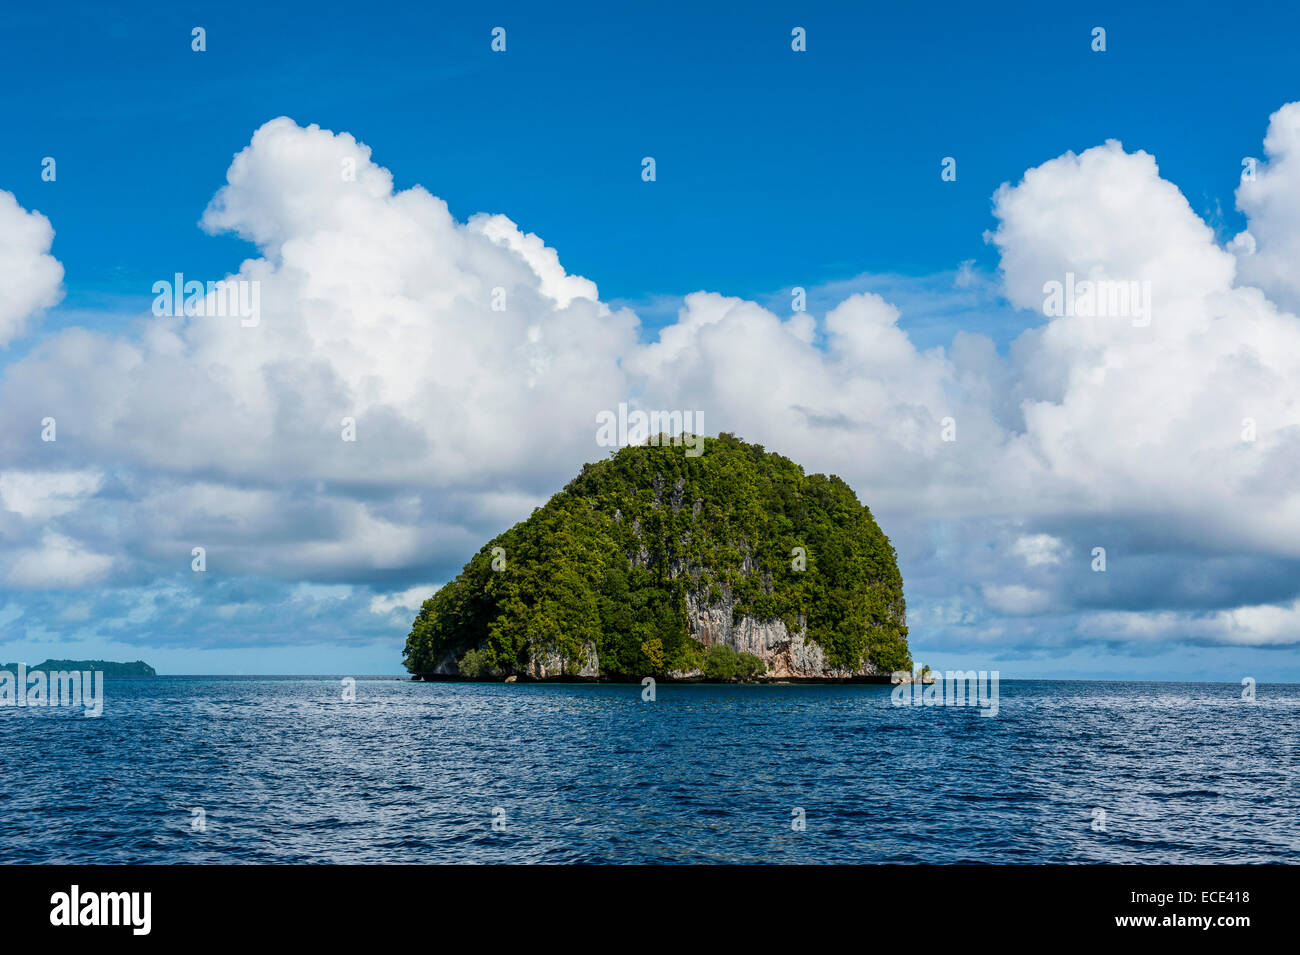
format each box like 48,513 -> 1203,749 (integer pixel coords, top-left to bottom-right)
404,434 -> 909,683
1,660 -> 157,678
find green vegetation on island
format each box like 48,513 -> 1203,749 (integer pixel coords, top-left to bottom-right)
403,433 -> 909,681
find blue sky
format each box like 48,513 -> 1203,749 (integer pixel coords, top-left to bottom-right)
2,1 -> 1299,677
4,1 -> 1291,329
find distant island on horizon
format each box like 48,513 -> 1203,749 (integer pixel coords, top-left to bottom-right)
0,659 -> 157,678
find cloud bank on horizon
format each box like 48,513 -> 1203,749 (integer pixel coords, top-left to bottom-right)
2,104 -> 1300,665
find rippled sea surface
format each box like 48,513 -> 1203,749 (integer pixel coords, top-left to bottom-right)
1,678 -> 1297,863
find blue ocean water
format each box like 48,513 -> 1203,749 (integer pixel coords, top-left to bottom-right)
0,678 -> 1296,864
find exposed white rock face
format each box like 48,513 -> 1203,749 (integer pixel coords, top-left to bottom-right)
527,641 -> 600,679
890,669 -> 936,684
684,589 -> 885,679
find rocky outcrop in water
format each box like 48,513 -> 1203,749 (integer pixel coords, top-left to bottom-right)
403,433 -> 909,682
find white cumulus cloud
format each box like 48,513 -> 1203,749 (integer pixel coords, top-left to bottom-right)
0,190 -> 64,346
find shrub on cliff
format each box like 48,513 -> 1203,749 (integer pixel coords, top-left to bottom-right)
456,649 -> 489,679
701,644 -> 766,681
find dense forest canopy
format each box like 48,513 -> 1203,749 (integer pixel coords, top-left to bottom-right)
403,433 -> 909,679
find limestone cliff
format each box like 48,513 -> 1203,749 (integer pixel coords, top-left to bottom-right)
678,592 -> 887,679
